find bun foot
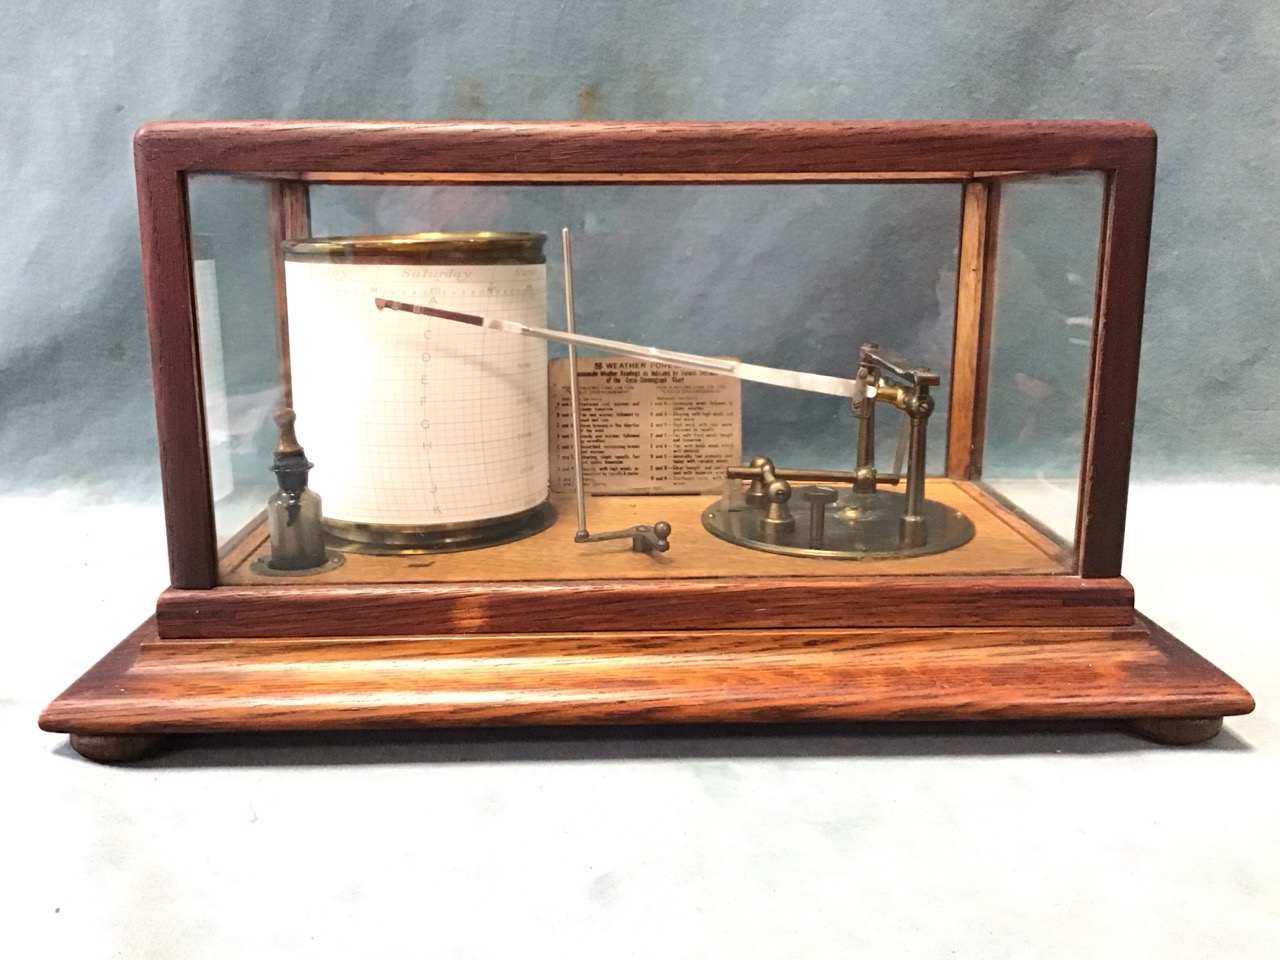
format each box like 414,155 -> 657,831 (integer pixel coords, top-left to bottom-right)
69,733 -> 168,764
1131,717 -> 1223,746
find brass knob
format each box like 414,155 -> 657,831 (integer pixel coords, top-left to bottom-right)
761,478 -> 795,538
744,455 -> 774,505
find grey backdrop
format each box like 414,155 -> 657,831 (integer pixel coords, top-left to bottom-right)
2,0 -> 1277,496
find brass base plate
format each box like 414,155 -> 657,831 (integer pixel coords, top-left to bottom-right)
702,487 -> 975,559
249,549 -> 347,578
325,502 -> 557,555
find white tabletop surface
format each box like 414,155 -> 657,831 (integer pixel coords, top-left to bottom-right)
4,482 -> 1276,959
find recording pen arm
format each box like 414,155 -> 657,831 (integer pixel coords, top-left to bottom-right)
373,297 -> 867,400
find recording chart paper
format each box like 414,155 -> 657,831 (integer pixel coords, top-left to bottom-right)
285,260 -> 549,527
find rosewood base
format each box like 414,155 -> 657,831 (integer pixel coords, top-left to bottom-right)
41,613 -> 1252,762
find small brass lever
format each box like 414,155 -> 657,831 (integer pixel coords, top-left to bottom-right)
575,522 -> 672,554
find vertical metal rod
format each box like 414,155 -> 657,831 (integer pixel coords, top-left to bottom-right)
856,389 -> 875,470
853,363 -> 877,494
903,414 -> 927,518
562,228 -> 589,538
899,387 -> 932,547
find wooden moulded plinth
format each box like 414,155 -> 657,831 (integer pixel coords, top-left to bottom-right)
40,488 -> 1254,761
40,612 -> 1252,761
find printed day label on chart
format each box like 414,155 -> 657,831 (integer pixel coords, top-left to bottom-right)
549,357 -> 741,495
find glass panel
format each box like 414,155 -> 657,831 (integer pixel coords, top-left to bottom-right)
981,173 -> 1105,552
194,178 -> 1079,584
311,183 -> 959,475
187,176 -> 283,548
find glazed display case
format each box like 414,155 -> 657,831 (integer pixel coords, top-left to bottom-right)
41,120 -> 1253,761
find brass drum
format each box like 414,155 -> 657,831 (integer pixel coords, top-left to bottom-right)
282,232 -> 553,552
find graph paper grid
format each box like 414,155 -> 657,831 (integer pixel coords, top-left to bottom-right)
286,260 -> 549,526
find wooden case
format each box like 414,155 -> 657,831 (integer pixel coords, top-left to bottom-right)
41,120 -> 1253,761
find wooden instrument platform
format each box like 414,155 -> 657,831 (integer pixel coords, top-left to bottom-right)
220,481 -> 1068,585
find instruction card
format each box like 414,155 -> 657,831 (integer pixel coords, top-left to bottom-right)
549,357 -> 741,495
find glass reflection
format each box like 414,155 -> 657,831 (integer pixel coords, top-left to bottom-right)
982,173 -> 1105,546
187,176 -> 282,547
